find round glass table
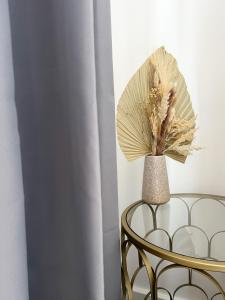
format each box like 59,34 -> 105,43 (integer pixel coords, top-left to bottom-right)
121,194 -> 225,300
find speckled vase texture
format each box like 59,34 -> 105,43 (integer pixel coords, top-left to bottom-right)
142,155 -> 170,204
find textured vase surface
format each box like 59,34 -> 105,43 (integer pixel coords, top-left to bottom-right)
142,155 -> 170,204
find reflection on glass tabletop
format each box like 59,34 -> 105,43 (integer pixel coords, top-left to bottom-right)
126,194 -> 225,262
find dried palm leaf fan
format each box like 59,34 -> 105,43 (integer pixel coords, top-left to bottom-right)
117,47 -> 197,204
117,47 -> 196,163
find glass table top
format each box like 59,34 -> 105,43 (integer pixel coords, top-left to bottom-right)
126,194 -> 225,263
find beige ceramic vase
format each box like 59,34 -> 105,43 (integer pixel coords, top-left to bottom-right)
142,155 -> 170,204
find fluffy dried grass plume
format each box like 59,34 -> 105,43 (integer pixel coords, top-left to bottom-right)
117,47 -> 199,163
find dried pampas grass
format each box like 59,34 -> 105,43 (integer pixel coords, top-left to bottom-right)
117,47 -> 199,163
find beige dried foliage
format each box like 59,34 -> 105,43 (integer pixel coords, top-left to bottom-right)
117,47 -> 198,163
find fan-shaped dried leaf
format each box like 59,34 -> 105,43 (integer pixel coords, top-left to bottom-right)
117,47 -> 196,163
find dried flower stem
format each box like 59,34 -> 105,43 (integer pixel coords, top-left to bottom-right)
145,71 -> 197,157
156,90 -> 175,155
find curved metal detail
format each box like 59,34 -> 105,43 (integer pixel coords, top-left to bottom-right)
173,196 -> 190,211
209,231 -> 225,257
137,248 -> 157,299
172,224 -> 210,243
190,197 -> 208,213
130,265 -> 144,288
196,269 -> 225,299
121,194 -> 225,299
191,196 -> 225,212
144,290 -> 151,300
159,195 -> 191,222
157,287 -> 172,300
173,283 -> 208,299
156,263 -> 180,280
127,201 -> 143,226
155,259 -> 167,276
157,264 -> 225,299
211,292 -> 223,300
190,196 -> 225,224
121,239 -> 133,300
144,228 -> 172,251
171,224 -> 210,255
145,203 -> 157,229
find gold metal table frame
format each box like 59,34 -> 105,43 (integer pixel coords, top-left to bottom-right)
121,194 -> 225,300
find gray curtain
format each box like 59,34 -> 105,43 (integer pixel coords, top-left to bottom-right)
6,0 -> 121,299
0,1 -> 28,299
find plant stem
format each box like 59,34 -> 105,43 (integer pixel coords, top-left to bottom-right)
156,90 -> 175,155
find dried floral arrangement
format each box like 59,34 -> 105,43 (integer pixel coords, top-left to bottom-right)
117,47 -> 198,163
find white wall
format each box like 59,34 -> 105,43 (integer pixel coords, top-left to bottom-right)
112,0 -> 225,213
111,0 -> 225,298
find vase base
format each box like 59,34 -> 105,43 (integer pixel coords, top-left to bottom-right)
142,196 -> 170,205
142,155 -> 170,205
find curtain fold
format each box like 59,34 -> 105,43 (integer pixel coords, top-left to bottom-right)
7,0 -> 120,299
